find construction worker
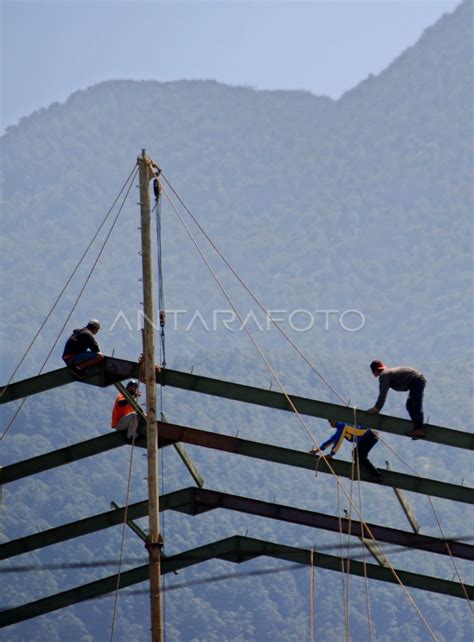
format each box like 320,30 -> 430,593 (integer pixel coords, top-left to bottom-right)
309,420 -> 383,482
367,360 -> 426,439
62,319 -> 104,377
111,380 -> 142,439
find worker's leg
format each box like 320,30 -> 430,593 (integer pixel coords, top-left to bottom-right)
125,414 -> 138,440
75,354 -> 104,369
115,413 -> 138,439
406,379 -> 426,439
66,351 -> 104,371
408,380 -> 425,430
354,432 -> 382,481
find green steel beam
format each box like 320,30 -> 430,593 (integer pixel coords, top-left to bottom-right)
161,369 -> 473,451
2,421 -> 472,505
0,422 -> 203,489
343,508 -> 389,567
0,357 -> 141,405
1,431 -> 131,485
2,487 -> 472,562
172,441 -> 204,488
0,561 -> 150,627
109,500 -> 178,574
158,422 -> 474,505
1,359 -> 472,450
1,535 -> 472,627
110,500 -> 147,542
0,365 -> 105,403
161,410 -> 204,488
231,536 -> 474,599
0,489 -> 186,561
386,461 -> 420,533
0,497 -> 146,559
361,539 -> 390,567
114,385 -> 204,488
184,488 -> 474,560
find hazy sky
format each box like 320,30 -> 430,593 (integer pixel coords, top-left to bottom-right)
1,1 -> 459,132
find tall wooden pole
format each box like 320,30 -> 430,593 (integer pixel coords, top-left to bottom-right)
138,149 -> 163,642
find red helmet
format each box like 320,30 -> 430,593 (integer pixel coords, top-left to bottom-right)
370,360 -> 385,373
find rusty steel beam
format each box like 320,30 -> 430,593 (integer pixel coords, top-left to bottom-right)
2,487 -> 472,563
157,422 -> 474,505
3,421 -> 472,505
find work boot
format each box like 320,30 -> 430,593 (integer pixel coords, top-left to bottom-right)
70,365 -> 85,379
406,427 -> 426,440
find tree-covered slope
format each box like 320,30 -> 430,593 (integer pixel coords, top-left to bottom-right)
1,1 -> 472,374
0,1 -> 472,640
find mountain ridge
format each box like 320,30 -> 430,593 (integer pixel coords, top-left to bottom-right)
0,6 -> 472,639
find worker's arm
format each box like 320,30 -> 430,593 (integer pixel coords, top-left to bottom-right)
84,331 -> 100,353
89,336 -> 100,352
320,424 -> 345,457
373,374 -> 390,411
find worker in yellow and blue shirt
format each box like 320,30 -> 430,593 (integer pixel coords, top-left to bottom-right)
310,420 -> 383,483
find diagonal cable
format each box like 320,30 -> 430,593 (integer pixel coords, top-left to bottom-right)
1,167 -> 138,441
0,165 -> 137,401
162,183 -> 440,641
162,171 -> 470,622
161,173 -> 347,405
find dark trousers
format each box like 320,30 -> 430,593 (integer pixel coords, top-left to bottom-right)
353,431 -> 379,478
406,378 -> 425,430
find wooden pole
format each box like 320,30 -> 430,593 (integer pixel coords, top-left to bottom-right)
138,149 -> 163,642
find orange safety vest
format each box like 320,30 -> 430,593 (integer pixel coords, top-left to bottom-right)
111,393 -> 135,428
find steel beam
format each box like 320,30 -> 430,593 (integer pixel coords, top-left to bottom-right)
114,385 -> 204,488
0,367 -> 89,403
386,461 -> 420,533
1,359 -> 472,450
2,487 -> 472,562
161,369 -> 473,450
3,422 -> 472,504
343,509 -> 389,567
178,488 -> 474,560
157,422 -> 474,504
110,501 -> 178,575
0,358 -> 140,405
361,539 -> 390,567
1,535 -> 472,627
172,441 -> 204,488
1,431 -> 129,485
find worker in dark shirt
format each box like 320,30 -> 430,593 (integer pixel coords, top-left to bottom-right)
309,420 -> 383,482
62,319 -> 104,377
367,360 -> 427,439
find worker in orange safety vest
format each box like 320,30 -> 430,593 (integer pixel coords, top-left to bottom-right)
111,380 -> 142,439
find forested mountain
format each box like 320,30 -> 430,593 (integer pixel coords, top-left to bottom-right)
1,1 -> 473,640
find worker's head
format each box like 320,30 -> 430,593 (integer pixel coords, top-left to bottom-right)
87,319 -> 101,334
370,360 -> 385,377
328,419 -> 338,428
126,380 -> 138,393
